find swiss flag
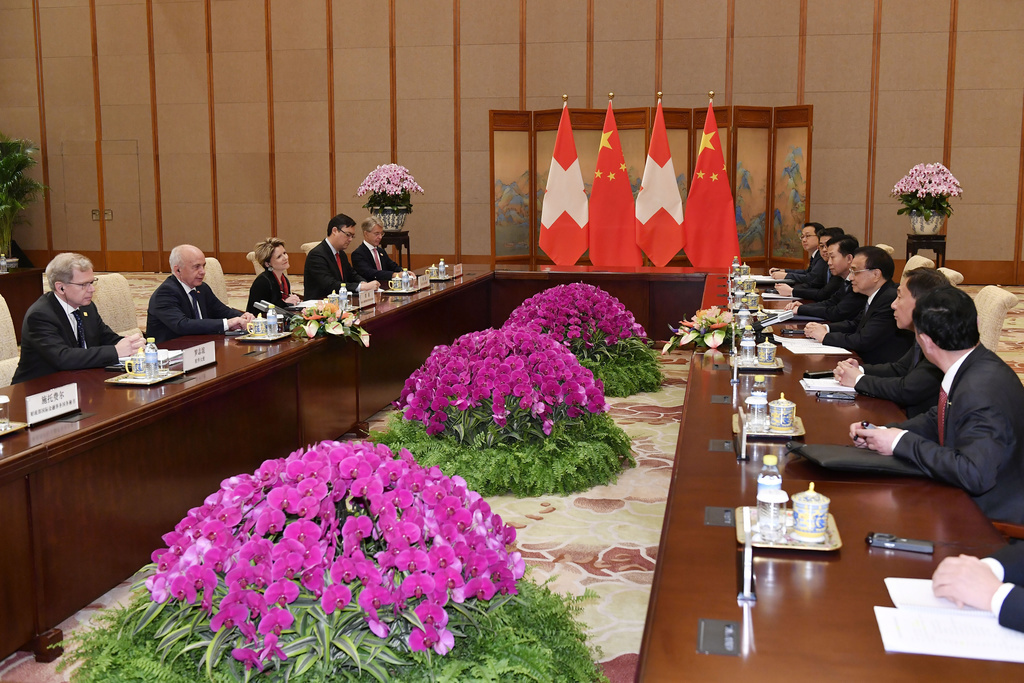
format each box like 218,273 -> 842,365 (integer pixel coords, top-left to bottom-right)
589,100 -> 642,267
539,102 -> 589,265
635,100 -> 684,267
682,101 -> 740,269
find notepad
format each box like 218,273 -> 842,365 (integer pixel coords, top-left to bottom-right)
773,337 -> 851,355
799,378 -> 856,393
874,577 -> 1024,663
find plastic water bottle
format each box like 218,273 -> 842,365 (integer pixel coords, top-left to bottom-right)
0,254 -> 8,274
266,304 -> 278,334
144,337 -> 159,380
438,258 -> 446,278
401,268 -> 410,289
338,284 -> 348,310
757,454 -> 785,540
740,326 -> 756,363
757,454 -> 782,494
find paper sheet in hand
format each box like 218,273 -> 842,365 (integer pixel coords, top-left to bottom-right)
799,378 -> 856,393
883,578 -> 988,616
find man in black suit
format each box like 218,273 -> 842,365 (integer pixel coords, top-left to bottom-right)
932,544 -> 1024,634
13,253 -> 144,384
784,236 -> 863,321
834,267 -> 948,417
303,213 -> 381,300
851,287 -> 1024,525
351,216 -> 402,286
774,226 -> 844,300
146,244 -> 253,343
804,246 -> 914,364
769,222 -> 827,287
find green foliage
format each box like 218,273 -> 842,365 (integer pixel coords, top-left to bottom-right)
580,337 -> 665,397
0,133 -> 46,255
375,412 -> 634,498
61,579 -> 606,683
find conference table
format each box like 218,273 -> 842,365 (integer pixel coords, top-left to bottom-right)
637,275 -> 1020,679
0,265 -> 706,662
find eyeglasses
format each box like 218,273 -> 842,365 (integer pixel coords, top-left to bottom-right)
340,231 -> 356,238
847,267 -> 877,277
63,278 -> 98,288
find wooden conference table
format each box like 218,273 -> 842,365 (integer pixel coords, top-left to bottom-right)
637,275 -> 1019,680
0,265 -> 707,662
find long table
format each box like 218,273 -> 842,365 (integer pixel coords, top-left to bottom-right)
0,266 -> 707,662
637,275 -> 1020,679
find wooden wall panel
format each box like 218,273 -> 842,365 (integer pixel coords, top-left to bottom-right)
524,0 -> 587,111
732,0 -> 799,106
660,0 -> 727,108
592,1 -> 656,109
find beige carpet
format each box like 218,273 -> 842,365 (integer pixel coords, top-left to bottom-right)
0,274 -> 1020,683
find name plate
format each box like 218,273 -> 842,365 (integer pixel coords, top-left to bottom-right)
453,263 -> 463,277
358,288 -> 375,309
183,341 -> 216,372
26,383 -> 80,426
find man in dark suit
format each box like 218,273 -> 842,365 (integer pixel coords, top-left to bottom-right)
351,216 -> 402,286
774,226 -> 844,300
932,544 -> 1024,634
146,244 -> 253,343
303,213 -> 381,300
769,222 -> 827,287
804,246 -> 914,364
13,253 -> 144,384
784,236 -> 863,321
851,287 -> 1024,525
834,267 -> 948,417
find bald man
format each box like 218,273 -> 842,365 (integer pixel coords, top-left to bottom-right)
146,244 -> 253,343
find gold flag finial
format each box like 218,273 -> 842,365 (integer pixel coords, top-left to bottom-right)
708,90 -> 715,100
562,93 -> 568,103
657,91 -> 663,100
608,92 -> 615,101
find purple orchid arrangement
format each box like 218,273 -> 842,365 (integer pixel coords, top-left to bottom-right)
140,439 -> 525,677
502,283 -> 647,363
396,327 -> 607,442
357,164 -> 424,212
891,162 -> 963,220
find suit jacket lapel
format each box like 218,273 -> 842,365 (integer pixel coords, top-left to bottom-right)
46,292 -> 78,345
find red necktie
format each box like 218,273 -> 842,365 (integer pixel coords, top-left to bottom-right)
279,273 -> 289,297
372,247 -> 381,270
937,387 -> 948,446
335,252 -> 344,278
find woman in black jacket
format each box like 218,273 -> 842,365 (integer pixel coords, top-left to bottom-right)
246,237 -> 303,315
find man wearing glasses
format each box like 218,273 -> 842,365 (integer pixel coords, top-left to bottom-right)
303,213 -> 381,300
13,253 -> 144,383
351,216 -> 402,286
803,246 -> 914,364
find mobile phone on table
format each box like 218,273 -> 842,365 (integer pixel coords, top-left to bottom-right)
865,532 -> 934,554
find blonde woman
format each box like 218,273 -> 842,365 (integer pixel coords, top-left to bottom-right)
246,237 -> 302,315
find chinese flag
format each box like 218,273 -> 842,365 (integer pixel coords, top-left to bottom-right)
682,101 -> 740,269
635,100 -> 685,267
539,102 -> 589,265
588,101 -> 642,267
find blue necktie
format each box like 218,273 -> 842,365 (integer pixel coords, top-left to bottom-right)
190,290 -> 202,319
72,309 -> 87,348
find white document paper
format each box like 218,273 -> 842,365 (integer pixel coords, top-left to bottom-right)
874,606 -> 1024,663
773,336 -> 851,355
761,292 -> 798,300
747,275 -> 779,283
799,378 -> 856,393
883,577 -> 988,616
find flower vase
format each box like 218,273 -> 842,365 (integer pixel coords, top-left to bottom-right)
909,210 -> 943,235
373,207 -> 410,231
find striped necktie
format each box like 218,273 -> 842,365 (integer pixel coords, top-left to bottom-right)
72,309 -> 87,348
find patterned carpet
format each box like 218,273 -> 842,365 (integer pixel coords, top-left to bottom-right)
0,274 -> 1020,683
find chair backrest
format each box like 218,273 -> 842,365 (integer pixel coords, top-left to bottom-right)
974,285 -> 1019,352
875,243 -> 895,256
0,356 -> 18,388
246,251 -> 263,276
900,254 -> 935,281
203,257 -> 230,304
937,267 -> 964,286
300,241 -> 319,255
91,273 -> 142,337
0,295 -> 18,361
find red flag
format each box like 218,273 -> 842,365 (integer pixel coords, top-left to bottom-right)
539,103 -> 589,265
635,100 -> 685,267
588,101 -> 642,267
682,101 -> 740,269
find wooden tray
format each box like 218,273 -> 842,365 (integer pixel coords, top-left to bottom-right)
0,421 -> 28,438
732,413 -> 805,438
234,331 -> 292,342
735,506 -> 842,551
381,288 -> 417,296
105,370 -> 185,386
429,275 -> 454,282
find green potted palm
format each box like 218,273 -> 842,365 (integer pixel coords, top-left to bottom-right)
0,133 -> 46,266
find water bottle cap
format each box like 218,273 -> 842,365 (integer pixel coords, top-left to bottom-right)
147,337 -> 155,343
763,454 -> 778,466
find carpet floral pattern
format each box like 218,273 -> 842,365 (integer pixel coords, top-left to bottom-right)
0,275 -> 1019,683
